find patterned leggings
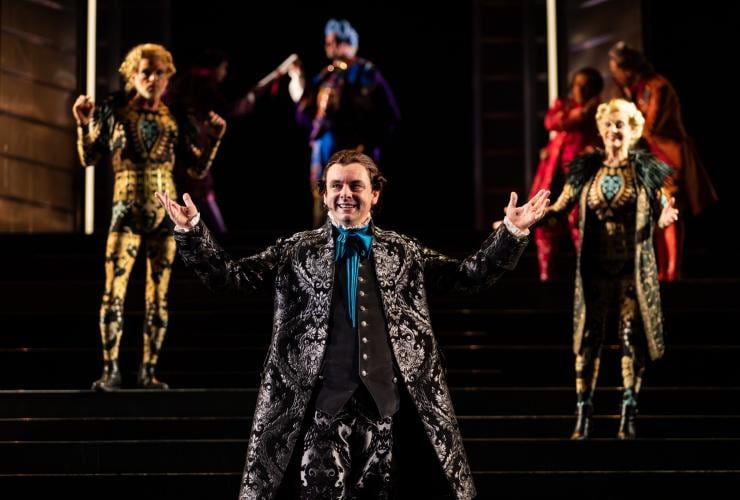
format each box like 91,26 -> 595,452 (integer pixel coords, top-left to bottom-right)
98,224 -> 176,366
576,275 -> 647,403
299,388 -> 395,500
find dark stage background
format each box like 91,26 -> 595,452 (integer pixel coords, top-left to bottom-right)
167,2 -> 475,234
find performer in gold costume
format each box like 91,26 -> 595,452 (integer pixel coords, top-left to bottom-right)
73,43 -> 226,391
542,99 -> 678,439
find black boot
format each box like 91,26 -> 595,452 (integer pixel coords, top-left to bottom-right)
91,359 -> 122,391
570,400 -> 593,440
137,363 -> 169,390
617,390 -> 638,440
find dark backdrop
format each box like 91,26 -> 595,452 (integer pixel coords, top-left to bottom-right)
170,1 -> 474,234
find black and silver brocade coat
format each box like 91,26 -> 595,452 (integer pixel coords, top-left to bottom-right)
174,220 -> 528,500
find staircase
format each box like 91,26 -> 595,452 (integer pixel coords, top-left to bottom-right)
1,232 -> 739,499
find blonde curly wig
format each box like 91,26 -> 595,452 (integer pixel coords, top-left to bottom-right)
119,43 -> 176,91
595,98 -> 644,146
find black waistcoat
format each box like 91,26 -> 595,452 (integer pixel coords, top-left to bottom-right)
315,256 -> 400,418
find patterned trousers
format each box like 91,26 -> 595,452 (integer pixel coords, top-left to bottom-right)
576,274 -> 647,403
299,388 -> 395,500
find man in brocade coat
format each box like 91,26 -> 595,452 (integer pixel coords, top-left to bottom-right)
156,150 -> 549,499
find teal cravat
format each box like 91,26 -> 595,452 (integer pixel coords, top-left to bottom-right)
334,225 -> 373,328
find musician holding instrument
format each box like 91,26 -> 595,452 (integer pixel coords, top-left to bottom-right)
288,19 -> 401,227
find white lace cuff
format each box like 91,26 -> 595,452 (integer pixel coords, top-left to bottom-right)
174,212 -> 200,233
503,216 -> 530,239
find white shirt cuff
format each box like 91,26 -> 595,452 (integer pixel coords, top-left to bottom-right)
503,216 -> 529,239
174,212 -> 200,233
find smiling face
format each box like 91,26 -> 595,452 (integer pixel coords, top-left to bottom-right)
599,108 -> 634,156
323,162 -> 380,227
595,99 -> 645,161
131,56 -> 170,101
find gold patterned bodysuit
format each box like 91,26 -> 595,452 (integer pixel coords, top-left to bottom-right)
578,163 -> 644,407
547,160 -> 647,411
77,94 -> 220,383
544,151 -> 672,438
585,163 -> 638,273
